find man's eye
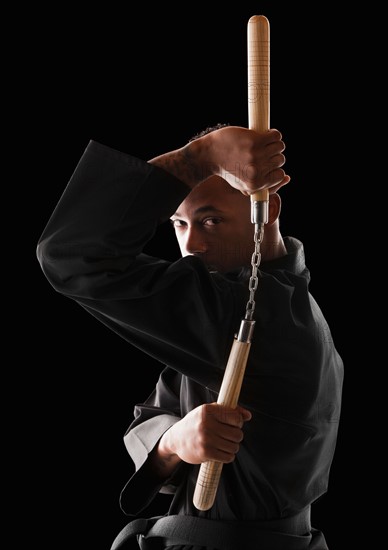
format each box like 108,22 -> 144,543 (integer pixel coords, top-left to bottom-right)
170,219 -> 186,227
203,218 -> 222,226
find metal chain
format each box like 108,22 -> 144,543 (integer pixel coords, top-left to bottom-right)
245,223 -> 264,321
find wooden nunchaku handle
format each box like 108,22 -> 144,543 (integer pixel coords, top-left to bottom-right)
192,339 -> 252,510
248,15 -> 270,203
192,15 -> 269,512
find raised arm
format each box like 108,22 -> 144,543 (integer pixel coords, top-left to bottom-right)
149,126 -> 289,194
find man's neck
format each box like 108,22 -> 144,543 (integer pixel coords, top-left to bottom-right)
261,228 -> 287,262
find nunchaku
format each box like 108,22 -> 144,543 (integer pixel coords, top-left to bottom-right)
193,15 -> 270,511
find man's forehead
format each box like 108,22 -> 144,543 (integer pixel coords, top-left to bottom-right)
173,204 -> 225,218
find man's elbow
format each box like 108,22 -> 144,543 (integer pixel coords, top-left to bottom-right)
36,237 -> 75,295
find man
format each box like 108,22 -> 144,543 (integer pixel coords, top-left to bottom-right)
37,125 -> 344,549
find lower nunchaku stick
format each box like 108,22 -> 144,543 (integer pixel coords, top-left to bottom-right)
193,15 -> 270,511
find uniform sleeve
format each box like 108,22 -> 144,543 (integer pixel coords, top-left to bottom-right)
36,140 -> 242,392
119,368 -> 187,515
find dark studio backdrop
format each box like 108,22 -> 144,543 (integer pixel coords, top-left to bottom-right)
27,3 -> 356,549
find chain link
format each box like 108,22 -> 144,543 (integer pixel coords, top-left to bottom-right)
245,223 -> 264,321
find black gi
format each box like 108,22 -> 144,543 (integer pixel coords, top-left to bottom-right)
37,141 -> 344,550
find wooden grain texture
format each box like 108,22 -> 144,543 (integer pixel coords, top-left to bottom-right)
248,15 -> 270,202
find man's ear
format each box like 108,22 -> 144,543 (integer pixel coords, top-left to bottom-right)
268,193 -> 282,225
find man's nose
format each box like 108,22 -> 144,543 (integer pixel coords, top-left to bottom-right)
183,227 -> 208,255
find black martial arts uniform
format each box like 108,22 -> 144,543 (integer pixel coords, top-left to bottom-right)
37,141 -> 344,550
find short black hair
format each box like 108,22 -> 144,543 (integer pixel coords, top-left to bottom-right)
188,122 -> 230,142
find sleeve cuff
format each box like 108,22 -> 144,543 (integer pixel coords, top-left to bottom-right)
120,414 -> 181,515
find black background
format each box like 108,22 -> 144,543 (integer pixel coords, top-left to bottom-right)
24,2 -> 359,549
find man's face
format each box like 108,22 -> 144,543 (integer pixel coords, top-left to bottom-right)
170,176 -> 254,273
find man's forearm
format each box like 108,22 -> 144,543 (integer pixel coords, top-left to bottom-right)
148,136 -> 212,190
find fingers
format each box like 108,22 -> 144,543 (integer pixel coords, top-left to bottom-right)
171,403 -> 252,464
268,174 -> 291,194
264,128 -> 283,143
204,435 -> 242,463
265,134 -> 285,155
244,129 -> 288,194
261,129 -> 287,186
275,153 -> 286,166
203,403 -> 252,426
200,404 -> 252,463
